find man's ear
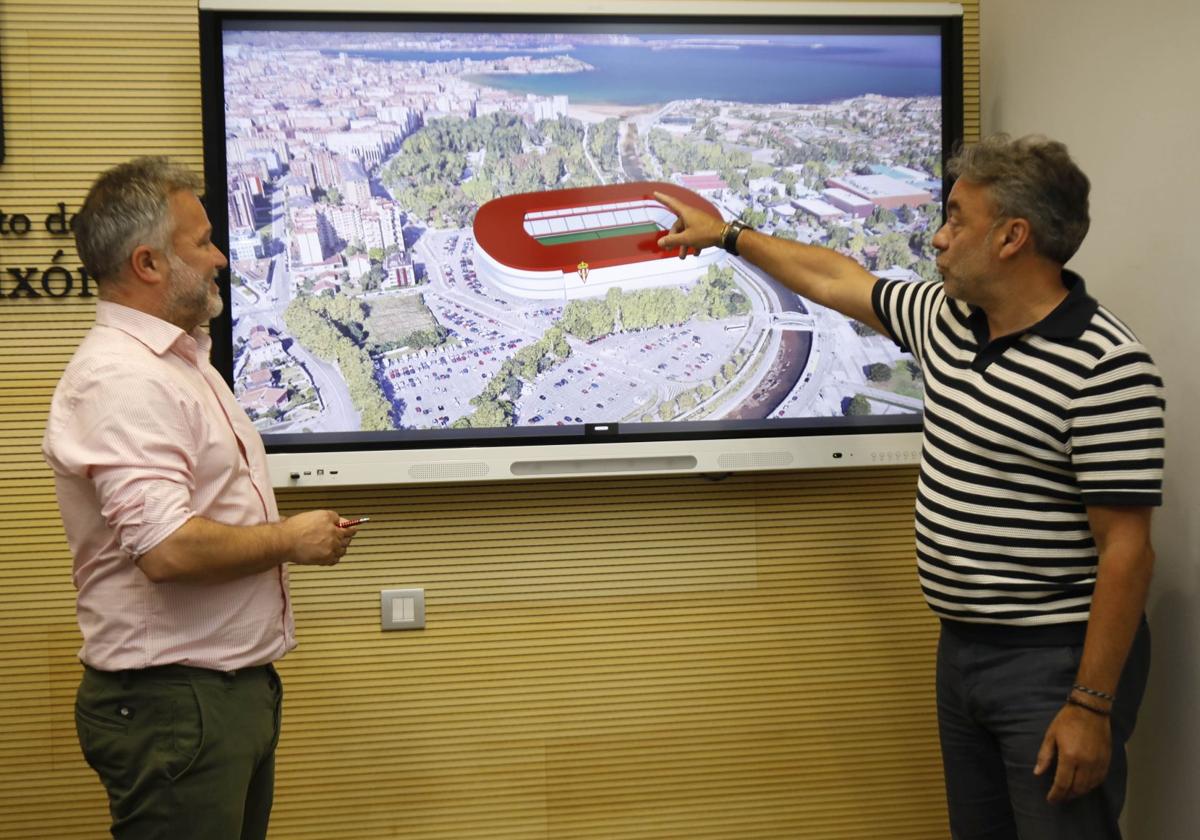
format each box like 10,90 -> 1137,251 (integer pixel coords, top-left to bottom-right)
997,217 -> 1032,260
128,244 -> 167,286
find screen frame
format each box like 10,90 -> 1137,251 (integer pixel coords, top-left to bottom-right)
198,2 -> 963,487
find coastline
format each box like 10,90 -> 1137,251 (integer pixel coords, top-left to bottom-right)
568,102 -> 665,123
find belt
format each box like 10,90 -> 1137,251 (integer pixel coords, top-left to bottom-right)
84,663 -> 273,683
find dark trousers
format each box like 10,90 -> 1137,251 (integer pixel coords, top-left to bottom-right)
75,663 -> 283,840
937,621 -> 1150,840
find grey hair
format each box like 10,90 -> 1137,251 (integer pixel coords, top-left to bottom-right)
947,134 -> 1090,265
74,156 -> 204,283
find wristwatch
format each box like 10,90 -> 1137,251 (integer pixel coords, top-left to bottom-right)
721,220 -> 750,256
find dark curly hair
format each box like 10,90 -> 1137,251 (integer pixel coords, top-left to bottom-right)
948,134 -> 1090,264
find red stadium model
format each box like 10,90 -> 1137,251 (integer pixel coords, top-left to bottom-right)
472,181 -> 726,299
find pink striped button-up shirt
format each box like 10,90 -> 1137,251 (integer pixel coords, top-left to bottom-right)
43,301 -> 296,671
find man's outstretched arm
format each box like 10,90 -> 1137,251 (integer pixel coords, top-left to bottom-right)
654,191 -> 885,333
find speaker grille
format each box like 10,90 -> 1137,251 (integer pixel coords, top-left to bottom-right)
408,462 -> 490,481
716,451 -> 795,470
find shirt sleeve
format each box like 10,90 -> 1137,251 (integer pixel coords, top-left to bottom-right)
871,278 -> 944,368
44,361 -> 201,557
1069,343 -> 1166,507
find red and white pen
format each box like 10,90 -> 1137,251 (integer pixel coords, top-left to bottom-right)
338,516 -> 370,528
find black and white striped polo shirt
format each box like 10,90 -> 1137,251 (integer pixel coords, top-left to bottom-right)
872,271 -> 1165,631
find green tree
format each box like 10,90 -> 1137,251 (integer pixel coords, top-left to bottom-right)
460,399 -> 513,429
283,297 -> 394,430
461,176 -> 496,206
827,226 -> 852,251
865,362 -> 892,382
364,264 -> 383,292
561,298 -> 616,341
915,259 -> 940,282
588,119 -> 620,173
844,394 -> 872,416
748,163 -> 775,181
875,233 -> 914,269
868,205 -> 898,229
741,208 -> 768,228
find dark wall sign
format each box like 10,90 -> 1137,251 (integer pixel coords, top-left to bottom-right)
0,204 -> 95,298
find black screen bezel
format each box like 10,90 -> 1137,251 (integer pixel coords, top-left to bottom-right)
199,9 -> 963,458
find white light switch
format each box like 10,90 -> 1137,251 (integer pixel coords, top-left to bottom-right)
392,597 -> 414,623
380,588 -> 425,630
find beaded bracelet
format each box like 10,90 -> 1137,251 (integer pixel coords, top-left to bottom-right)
1066,696 -> 1112,717
1072,683 -> 1116,702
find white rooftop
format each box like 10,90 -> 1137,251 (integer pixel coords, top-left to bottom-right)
831,174 -> 931,199
822,187 -> 874,207
794,198 -> 844,218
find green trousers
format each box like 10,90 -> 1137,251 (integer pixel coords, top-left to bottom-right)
75,663 -> 282,840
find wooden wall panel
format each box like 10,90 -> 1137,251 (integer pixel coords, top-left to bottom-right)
0,2 -> 979,837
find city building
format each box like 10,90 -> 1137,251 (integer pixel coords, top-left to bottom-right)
822,187 -> 875,218
825,174 -> 933,209
793,198 -> 845,221
677,171 -> 727,192
229,230 -> 263,262
242,386 -> 288,415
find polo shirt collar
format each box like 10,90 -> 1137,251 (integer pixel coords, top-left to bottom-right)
966,269 -> 1098,346
1029,270 -> 1098,339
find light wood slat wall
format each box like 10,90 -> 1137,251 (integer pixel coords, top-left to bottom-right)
0,1 -> 980,837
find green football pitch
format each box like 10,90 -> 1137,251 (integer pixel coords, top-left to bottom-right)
535,222 -> 661,246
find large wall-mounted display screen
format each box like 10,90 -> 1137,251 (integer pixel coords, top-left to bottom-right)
200,6 -> 962,485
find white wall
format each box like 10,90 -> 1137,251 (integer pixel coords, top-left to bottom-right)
980,1 -> 1200,837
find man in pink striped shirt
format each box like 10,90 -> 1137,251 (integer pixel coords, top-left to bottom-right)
43,157 -> 358,840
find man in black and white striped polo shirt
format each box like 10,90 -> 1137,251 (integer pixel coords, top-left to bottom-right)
656,134 -> 1165,839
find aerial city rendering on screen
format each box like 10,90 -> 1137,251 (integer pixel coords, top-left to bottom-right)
223,28 -> 940,434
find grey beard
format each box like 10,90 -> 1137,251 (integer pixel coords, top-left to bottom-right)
165,254 -> 223,329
